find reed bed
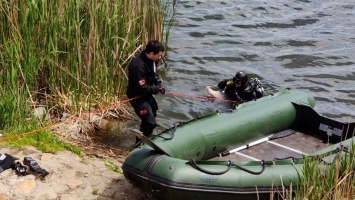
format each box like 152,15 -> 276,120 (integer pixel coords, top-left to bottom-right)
0,0 -> 174,131
274,139 -> 355,200
296,142 -> 355,200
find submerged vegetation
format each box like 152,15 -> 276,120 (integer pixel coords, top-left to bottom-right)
0,0 -> 175,151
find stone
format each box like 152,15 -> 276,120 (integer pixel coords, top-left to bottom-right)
13,179 -> 36,194
65,178 -> 84,189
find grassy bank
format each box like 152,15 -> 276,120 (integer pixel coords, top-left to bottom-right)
0,0 -> 176,152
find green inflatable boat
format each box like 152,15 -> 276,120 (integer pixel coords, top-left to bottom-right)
122,89 -> 355,200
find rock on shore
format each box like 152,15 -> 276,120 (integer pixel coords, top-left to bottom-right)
0,146 -> 155,200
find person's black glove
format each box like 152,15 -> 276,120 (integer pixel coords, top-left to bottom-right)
232,92 -> 243,103
155,75 -> 163,86
159,87 -> 166,94
152,86 -> 160,95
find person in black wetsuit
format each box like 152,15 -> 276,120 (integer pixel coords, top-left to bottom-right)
126,40 -> 166,147
217,71 -> 264,103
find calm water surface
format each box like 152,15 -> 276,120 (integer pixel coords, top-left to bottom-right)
156,0 -> 355,126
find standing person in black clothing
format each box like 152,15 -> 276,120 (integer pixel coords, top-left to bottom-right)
217,71 -> 264,103
126,40 -> 166,147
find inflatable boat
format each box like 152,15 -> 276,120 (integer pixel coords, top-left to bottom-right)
122,89 -> 355,200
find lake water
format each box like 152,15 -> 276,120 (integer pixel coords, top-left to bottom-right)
156,0 -> 355,126
99,0 -> 355,149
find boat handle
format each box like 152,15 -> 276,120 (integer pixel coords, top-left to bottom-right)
189,160 -> 272,175
188,160 -> 232,175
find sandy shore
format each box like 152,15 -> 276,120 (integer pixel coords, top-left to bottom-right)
0,145 -> 158,200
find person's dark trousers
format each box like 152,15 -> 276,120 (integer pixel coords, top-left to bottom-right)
130,97 -> 157,146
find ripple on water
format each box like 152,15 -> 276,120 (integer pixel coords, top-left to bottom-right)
163,0 -> 355,121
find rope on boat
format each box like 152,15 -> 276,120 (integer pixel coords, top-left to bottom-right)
159,122 -> 182,140
188,160 -> 274,175
152,111 -> 220,140
310,145 -> 352,165
231,160 -> 273,175
152,121 -> 184,140
272,155 -> 303,182
274,156 -> 301,162
275,145 -> 352,166
188,160 -> 232,175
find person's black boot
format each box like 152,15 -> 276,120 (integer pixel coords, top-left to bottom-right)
23,157 -> 49,179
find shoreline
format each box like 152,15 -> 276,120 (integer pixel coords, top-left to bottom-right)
0,145 -> 157,200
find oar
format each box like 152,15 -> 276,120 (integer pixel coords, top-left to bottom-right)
129,129 -> 172,157
219,129 -> 295,157
219,135 -> 274,157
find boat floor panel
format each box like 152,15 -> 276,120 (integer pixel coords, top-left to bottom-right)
211,132 -> 331,162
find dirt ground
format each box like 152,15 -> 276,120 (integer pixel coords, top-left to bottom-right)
0,145 -> 158,200
0,119 -> 161,200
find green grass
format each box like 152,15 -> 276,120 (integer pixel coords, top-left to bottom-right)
92,189 -> 99,195
1,118 -> 82,156
104,159 -> 123,174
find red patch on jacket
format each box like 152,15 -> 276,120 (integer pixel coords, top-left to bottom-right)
138,79 -> 146,86
139,109 -> 148,115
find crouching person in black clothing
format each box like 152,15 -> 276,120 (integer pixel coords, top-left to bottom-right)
126,40 -> 166,147
217,71 -> 264,104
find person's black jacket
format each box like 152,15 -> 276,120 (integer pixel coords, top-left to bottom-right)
126,52 -> 162,109
126,52 -> 162,97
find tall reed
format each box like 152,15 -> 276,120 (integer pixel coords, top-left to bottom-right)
0,0 -> 174,131
294,141 -> 355,200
